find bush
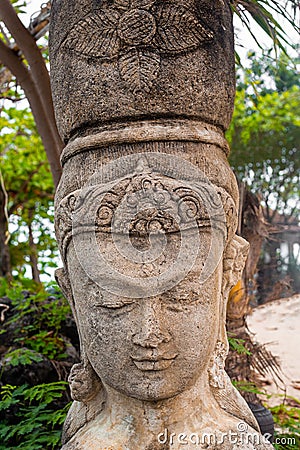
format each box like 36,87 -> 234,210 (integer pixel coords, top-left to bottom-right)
0,278 -> 79,449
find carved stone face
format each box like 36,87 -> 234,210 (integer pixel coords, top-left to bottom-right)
67,229 -> 223,401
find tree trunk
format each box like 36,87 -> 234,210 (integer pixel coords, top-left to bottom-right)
227,183 -> 268,322
226,181 -> 269,400
28,211 -> 40,284
0,1 -> 63,187
0,175 -> 11,278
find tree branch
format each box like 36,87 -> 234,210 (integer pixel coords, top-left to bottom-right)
1,0 -> 52,109
0,39 -> 62,186
0,169 -> 11,278
0,0 -> 63,160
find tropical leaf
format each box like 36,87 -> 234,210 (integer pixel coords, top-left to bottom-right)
154,3 -> 214,53
118,48 -> 160,92
64,10 -> 121,59
232,0 -> 299,54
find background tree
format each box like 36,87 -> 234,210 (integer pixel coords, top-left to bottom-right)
0,105 -> 57,282
228,51 -> 300,301
225,50 -> 299,403
0,0 -> 62,186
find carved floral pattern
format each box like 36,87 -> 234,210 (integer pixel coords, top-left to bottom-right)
64,0 -> 214,92
55,173 -> 235,262
106,175 -> 210,235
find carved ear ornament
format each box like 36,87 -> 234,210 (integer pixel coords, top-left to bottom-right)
55,192 -> 79,263
68,361 -> 102,403
208,340 -> 227,389
223,235 -> 249,292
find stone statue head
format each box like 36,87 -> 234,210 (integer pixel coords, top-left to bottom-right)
54,150 -> 258,443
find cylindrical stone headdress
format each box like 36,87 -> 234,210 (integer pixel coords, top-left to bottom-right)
49,0 -> 237,209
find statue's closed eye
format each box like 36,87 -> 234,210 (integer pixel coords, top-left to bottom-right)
87,287 -> 137,311
97,300 -> 137,311
163,289 -> 206,311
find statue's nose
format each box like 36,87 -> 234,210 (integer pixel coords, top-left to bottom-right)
131,301 -> 171,348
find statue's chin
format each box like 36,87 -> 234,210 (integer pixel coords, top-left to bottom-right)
103,376 -> 190,402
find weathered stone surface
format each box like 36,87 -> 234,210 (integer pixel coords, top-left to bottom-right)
50,0 -> 235,143
50,1 -> 274,448
53,153 -> 273,449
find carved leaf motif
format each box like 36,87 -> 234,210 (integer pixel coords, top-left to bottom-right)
130,0 -> 157,11
64,10 -> 121,59
153,4 -> 214,53
118,48 -> 160,92
113,0 -> 130,10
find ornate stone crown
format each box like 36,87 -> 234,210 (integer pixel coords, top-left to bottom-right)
55,157 -> 237,262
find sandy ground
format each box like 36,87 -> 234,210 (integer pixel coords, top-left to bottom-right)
247,294 -> 300,404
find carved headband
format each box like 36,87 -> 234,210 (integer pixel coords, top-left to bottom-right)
55,169 -> 237,262
60,120 -> 230,166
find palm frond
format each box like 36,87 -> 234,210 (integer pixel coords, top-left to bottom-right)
232,0 -> 300,53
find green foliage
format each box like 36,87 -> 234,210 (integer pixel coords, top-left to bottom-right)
0,278 -> 74,449
10,0 -> 27,15
2,348 -> 43,367
0,106 -> 57,280
228,334 -> 252,355
228,51 -> 300,220
0,382 -> 70,450
232,1 -> 299,53
239,51 -> 300,94
270,400 -> 300,450
228,51 -> 299,296
232,380 -> 266,396
0,278 -> 71,360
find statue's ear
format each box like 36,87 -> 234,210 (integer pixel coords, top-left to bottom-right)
55,267 -> 79,327
222,235 -> 249,294
55,267 -> 72,301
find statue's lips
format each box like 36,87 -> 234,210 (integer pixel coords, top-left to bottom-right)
131,353 -> 178,371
